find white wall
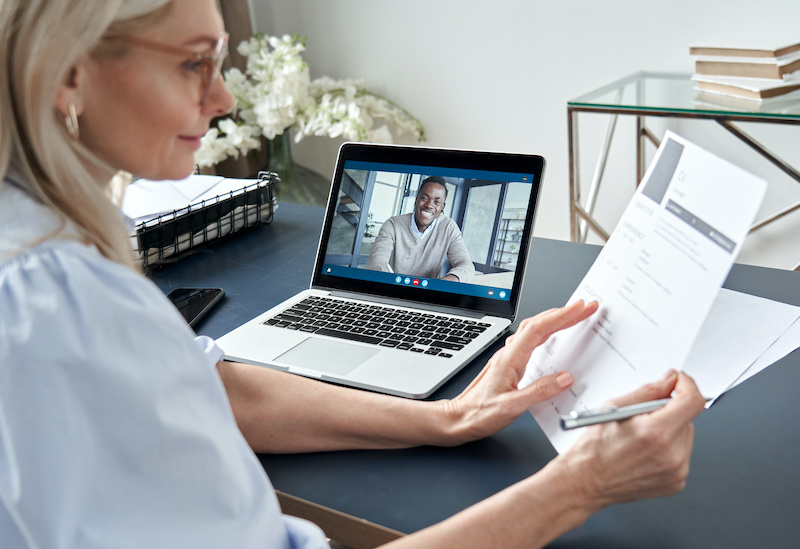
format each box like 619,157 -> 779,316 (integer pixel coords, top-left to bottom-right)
248,0 -> 800,270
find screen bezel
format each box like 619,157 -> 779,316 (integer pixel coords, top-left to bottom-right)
311,143 -> 545,319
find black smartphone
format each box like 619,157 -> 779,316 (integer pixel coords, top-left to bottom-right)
167,287 -> 225,328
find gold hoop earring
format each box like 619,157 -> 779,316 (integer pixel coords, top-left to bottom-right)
65,103 -> 79,139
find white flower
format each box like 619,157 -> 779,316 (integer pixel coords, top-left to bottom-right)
196,33 -> 425,168
218,118 -> 261,149
367,125 -> 393,144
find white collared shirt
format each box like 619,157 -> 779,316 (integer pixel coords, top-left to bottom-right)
408,212 -> 438,240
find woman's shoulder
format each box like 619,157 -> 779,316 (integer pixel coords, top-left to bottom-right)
1,231 -> 139,298
0,178 -> 205,367
0,180 -> 139,300
0,234 -> 196,365
0,179 -> 65,262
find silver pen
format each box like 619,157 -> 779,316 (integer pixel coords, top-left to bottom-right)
560,398 -> 672,430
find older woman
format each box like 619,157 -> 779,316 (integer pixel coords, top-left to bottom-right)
0,0 -> 706,547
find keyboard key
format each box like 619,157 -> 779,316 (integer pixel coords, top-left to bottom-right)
444,336 -> 471,345
276,313 -> 303,323
315,328 -> 382,345
430,340 -> 465,351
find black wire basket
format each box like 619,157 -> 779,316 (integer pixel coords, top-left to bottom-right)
133,172 -> 276,268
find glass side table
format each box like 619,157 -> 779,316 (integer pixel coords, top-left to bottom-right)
568,71 -> 800,270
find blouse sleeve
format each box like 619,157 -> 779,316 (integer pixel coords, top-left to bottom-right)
0,240 -> 328,549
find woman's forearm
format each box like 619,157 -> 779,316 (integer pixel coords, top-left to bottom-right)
217,360 -> 463,453
382,457 -> 593,549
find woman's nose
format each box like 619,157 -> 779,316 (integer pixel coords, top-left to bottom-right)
204,75 -> 235,117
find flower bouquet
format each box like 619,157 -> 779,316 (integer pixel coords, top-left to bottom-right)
195,33 -> 425,173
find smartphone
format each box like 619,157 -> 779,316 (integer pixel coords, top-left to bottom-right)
167,287 -> 225,328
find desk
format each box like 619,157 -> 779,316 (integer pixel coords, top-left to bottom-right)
568,71 -> 800,269
151,202 -> 800,549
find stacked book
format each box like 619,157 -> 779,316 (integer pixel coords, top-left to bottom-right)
690,42 -> 800,101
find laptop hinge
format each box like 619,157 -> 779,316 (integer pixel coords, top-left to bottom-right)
325,289 -> 491,319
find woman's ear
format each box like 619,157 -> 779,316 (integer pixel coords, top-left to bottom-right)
55,63 -> 86,118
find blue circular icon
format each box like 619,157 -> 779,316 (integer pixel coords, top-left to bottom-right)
421,280 -> 428,287
499,291 -> 506,298
404,277 -> 411,285
395,276 -> 402,283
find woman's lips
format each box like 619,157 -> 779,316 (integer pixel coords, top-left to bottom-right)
179,135 -> 203,149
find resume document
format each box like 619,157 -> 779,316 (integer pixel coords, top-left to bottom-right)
521,131 -> 767,453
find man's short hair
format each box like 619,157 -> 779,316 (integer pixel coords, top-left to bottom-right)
418,176 -> 448,199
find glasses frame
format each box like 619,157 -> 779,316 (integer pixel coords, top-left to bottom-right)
105,32 -> 229,105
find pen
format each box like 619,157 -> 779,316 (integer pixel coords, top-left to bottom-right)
560,398 -> 672,430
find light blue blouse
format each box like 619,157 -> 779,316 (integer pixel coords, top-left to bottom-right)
0,181 -> 328,548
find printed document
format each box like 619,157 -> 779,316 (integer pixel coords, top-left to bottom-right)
520,131 -> 767,454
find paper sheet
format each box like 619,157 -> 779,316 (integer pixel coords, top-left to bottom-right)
682,288 -> 800,405
121,174 -> 225,222
726,315 -> 800,392
520,131 -> 767,454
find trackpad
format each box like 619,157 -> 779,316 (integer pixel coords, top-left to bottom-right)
277,337 -> 379,376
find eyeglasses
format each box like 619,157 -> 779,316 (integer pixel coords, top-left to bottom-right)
105,32 -> 229,105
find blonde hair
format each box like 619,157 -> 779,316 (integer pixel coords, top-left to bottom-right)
0,0 -> 173,269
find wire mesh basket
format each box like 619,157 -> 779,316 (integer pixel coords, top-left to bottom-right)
133,172 -> 277,268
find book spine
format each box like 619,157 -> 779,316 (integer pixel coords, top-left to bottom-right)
695,58 -> 800,79
689,44 -> 800,58
696,81 -> 761,100
696,80 -> 800,100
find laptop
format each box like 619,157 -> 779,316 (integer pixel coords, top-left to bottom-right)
217,143 -> 545,398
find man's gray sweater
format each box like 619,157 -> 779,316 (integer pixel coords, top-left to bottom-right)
365,213 -> 475,282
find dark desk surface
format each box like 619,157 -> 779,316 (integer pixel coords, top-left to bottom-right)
151,202 -> 800,548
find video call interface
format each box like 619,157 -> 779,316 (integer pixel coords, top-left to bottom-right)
321,160 -> 537,302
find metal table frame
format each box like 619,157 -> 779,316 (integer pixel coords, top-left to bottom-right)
567,71 -> 800,270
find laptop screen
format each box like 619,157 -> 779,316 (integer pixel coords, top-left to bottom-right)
312,143 -> 545,318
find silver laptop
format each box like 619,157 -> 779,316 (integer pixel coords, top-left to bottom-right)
217,143 -> 545,398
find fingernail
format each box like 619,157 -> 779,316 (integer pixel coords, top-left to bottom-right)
556,372 -> 573,387
661,369 -> 678,382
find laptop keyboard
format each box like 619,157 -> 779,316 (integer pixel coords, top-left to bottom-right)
262,296 -> 491,358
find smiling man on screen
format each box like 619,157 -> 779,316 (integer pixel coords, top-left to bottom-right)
366,176 -> 474,282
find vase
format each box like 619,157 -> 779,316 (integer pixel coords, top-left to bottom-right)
265,132 -> 331,206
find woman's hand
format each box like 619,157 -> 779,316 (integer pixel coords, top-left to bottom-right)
558,370 -> 706,512
437,300 -> 599,445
